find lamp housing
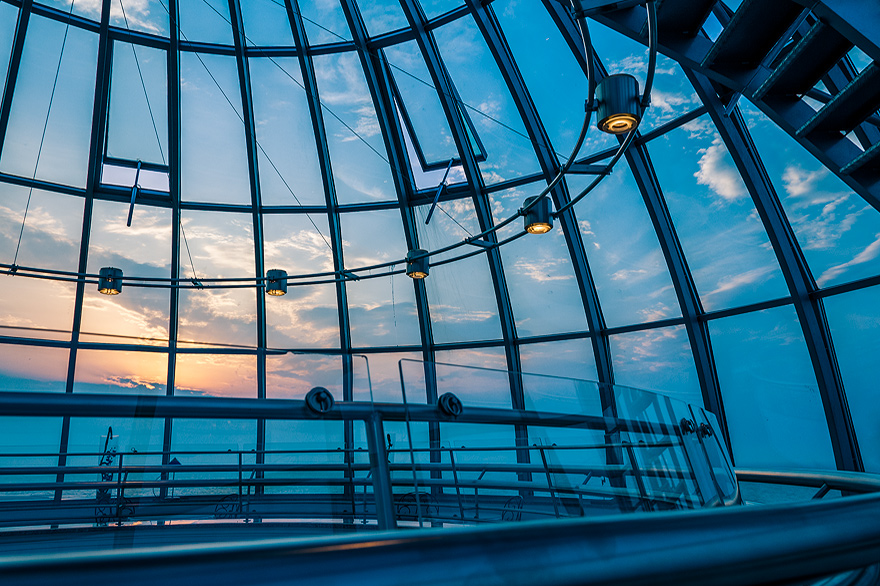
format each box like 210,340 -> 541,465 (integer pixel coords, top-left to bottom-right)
266,269 -> 288,296
406,249 -> 429,279
97,267 -> 123,295
596,74 -> 641,134
523,195 -> 553,234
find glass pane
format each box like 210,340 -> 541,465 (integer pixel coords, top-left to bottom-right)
73,349 -> 167,395
267,353 -> 343,399
110,0 -> 170,37
709,305 -> 837,469
490,185 -> 589,337
341,209 -> 422,347
0,185 -> 82,337
357,0 -> 408,37
385,41 -> 459,165
241,0 -> 295,46
263,212 -> 339,349
170,418 -> 255,498
180,52 -> 252,205
824,286 -> 880,473
651,116 -> 788,311
264,420 -> 345,496
177,210 -> 257,348
519,337 -> 598,383
80,199 -> 171,344
0,16 -> 98,188
64,416 -> 164,501
249,57 -> 325,206
495,0 -> 598,158
107,42 -> 168,165
434,17 -> 542,185
312,51 -> 398,204
0,417 -> 62,501
418,0 -> 461,20
426,253 -> 503,344
0,346 -> 69,392
178,0 -> 233,45
609,325 -> 702,405
433,349 -> 511,408
571,169 -> 681,328
361,351 -> 420,402
297,0 -> 352,45
741,103 -> 880,288
174,353 -> 257,397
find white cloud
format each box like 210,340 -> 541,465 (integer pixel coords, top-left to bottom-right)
781,165 -> 831,206
704,265 -> 775,299
694,135 -> 746,201
817,232 -> 880,286
513,258 -> 573,282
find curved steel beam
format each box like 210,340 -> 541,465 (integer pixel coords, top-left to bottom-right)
689,71 -> 862,473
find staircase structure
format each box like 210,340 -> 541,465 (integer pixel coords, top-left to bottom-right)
577,0 -> 880,212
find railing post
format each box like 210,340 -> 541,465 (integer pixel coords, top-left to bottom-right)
448,447 -> 465,521
116,452 -> 124,525
365,413 -> 396,530
238,452 -> 243,517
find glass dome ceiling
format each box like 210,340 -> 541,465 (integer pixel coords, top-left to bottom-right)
0,0 -> 878,477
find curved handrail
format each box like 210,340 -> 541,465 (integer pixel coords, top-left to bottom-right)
736,468 -> 880,494
3,492 -> 880,585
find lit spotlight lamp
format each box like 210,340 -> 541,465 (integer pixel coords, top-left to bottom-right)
405,249 -> 429,279
266,269 -> 288,296
596,73 -> 641,134
97,267 -> 123,295
523,195 -> 553,234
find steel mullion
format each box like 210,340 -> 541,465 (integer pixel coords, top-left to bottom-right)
57,0 -> 113,500
339,0 -> 439,408
0,0 -> 31,163
161,0 -> 182,491
532,0 -> 614,384
285,0 -> 357,522
228,0 -> 267,481
399,0 -> 525,412
690,70 -> 862,472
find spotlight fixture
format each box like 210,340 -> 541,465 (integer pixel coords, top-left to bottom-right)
97,267 -> 123,295
523,195 -> 553,234
596,74 -> 641,134
265,269 -> 288,296
405,249 -> 429,279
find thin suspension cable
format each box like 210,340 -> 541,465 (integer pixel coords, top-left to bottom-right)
179,221 -> 200,281
11,0 -> 76,267
118,0 -> 167,166
264,0 -> 566,161
157,0 -> 335,256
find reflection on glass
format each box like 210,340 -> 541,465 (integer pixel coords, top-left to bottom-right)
709,306 -> 836,469
824,286 -> 880,472
609,325 -> 702,406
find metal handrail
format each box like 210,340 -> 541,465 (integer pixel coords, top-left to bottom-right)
3,492 -> 880,586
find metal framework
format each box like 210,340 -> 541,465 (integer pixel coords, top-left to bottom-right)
0,0 -> 878,481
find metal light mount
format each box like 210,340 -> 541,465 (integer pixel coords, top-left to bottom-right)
596,74 -> 642,134
265,269 -> 288,296
438,392 -> 463,417
97,267 -> 123,295
523,195 -> 554,234
405,249 -> 429,279
305,387 -> 335,414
